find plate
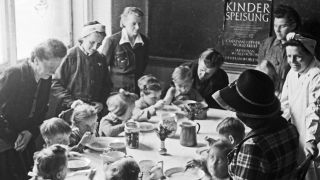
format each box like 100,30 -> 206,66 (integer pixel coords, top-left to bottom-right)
165,167 -> 205,180
68,157 -> 91,171
86,137 -> 111,151
139,122 -> 155,132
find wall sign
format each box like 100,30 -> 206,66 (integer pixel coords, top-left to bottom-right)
221,0 -> 273,65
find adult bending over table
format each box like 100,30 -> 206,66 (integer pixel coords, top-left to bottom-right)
212,69 -> 299,180
0,39 -> 67,180
100,7 -> 149,94
52,21 -> 112,116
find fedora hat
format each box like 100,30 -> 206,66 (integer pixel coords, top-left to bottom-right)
212,69 -> 280,118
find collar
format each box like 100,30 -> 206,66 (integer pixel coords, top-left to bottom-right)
297,57 -> 317,77
119,28 -> 144,47
78,44 -> 92,56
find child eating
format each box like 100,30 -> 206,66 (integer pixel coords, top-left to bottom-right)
216,117 -> 245,147
99,89 -> 138,137
163,65 -> 205,105
40,118 -> 72,146
133,74 -> 164,121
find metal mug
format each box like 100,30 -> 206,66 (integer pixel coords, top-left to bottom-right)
179,121 -> 201,147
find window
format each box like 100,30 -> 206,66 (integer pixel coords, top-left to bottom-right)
15,0 -> 71,60
0,0 -> 7,65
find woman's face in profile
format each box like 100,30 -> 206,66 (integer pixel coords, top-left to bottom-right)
123,14 -> 142,37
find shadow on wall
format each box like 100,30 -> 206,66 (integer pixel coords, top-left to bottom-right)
302,19 -> 320,60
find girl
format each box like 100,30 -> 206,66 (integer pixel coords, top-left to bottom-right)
100,7 -> 148,94
99,89 -> 138,137
52,21 -> 112,117
133,75 -> 164,121
163,65 -> 205,105
69,101 -> 98,152
29,144 -> 68,180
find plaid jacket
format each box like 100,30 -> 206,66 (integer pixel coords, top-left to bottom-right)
228,121 -> 299,180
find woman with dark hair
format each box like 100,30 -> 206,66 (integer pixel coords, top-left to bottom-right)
52,21 -> 112,116
100,7 -> 149,94
257,4 -> 301,95
0,39 -> 67,180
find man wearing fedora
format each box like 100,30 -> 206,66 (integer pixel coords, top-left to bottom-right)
212,69 -> 299,179
281,33 -> 320,180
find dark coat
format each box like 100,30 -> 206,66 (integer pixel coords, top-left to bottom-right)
101,31 -> 149,94
52,46 -> 112,113
0,60 -> 51,144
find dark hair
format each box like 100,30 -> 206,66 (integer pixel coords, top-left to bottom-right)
30,39 -> 67,62
78,21 -> 106,44
274,5 -> 301,31
284,39 -> 313,56
34,144 -> 67,180
216,117 -> 245,143
40,118 -> 71,139
199,48 -> 224,68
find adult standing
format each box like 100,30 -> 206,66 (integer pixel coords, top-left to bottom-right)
52,21 -> 112,116
184,48 -> 228,109
0,39 -> 67,180
100,7 -> 149,94
212,69 -> 299,179
257,4 -> 301,94
281,33 -> 320,180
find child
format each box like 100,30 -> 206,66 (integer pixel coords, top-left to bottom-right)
104,157 -> 140,180
163,65 -> 205,105
69,101 -> 98,152
40,118 -> 72,146
99,89 -> 138,137
133,75 -> 164,121
186,140 -> 233,180
216,117 -> 245,147
29,144 -> 68,180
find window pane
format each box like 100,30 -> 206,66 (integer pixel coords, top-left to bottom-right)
15,0 -> 70,60
0,2 -> 5,65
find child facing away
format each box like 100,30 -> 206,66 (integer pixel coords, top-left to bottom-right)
216,117 -> 245,147
69,101 -> 98,152
186,140 -> 233,180
104,157 -> 140,180
29,144 -> 95,180
132,75 -> 165,121
29,144 -> 68,180
163,65 -> 206,105
40,118 -> 72,147
99,89 -> 138,137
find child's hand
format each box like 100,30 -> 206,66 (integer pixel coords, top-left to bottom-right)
92,101 -> 103,112
79,132 -> 94,145
154,100 -> 165,110
186,159 -> 204,170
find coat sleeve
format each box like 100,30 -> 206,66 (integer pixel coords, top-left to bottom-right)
0,68 -> 20,110
305,74 -> 320,143
51,56 -> 75,109
100,37 -> 115,66
99,117 -> 125,137
280,74 -> 291,121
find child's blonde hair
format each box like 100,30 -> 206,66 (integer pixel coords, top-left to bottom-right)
71,103 -> 97,126
120,7 -> 144,28
32,144 -> 67,180
138,74 -> 161,95
107,89 -> 138,116
40,118 -> 71,139
172,65 -> 193,83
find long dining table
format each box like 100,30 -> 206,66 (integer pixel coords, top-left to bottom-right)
67,108 -> 238,180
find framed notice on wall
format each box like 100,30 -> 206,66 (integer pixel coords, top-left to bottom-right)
221,0 -> 273,65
